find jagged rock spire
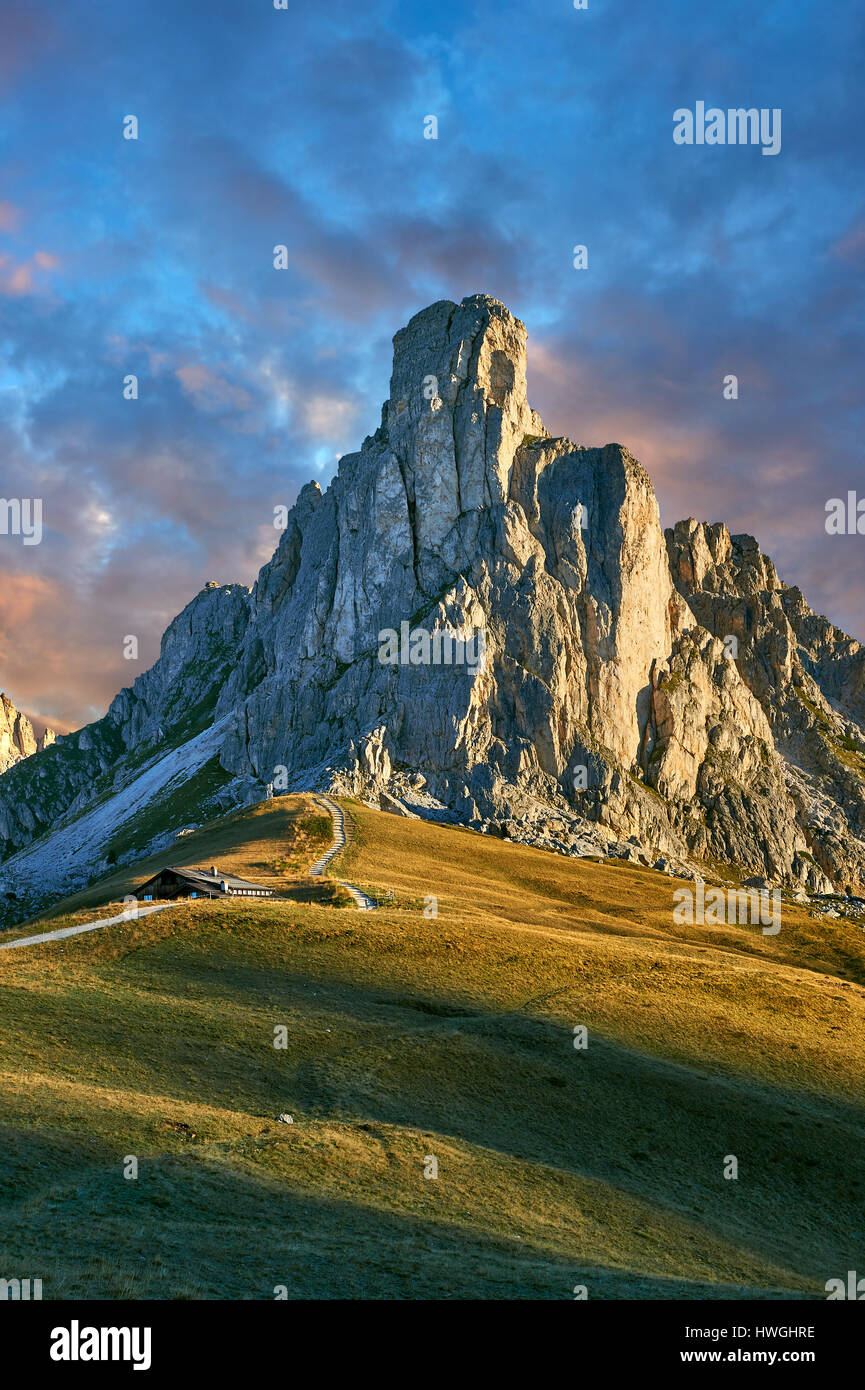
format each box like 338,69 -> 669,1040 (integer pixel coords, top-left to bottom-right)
0,296 -> 863,903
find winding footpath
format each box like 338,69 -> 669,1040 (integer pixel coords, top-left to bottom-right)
0,796 -> 373,952
310,796 -> 376,911
0,902 -> 174,952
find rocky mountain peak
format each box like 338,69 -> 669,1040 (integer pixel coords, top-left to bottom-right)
667,519 -> 782,597
382,294 -> 543,523
0,295 -> 863,916
0,692 -> 55,775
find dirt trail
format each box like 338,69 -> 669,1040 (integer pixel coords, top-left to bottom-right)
0,902 -> 173,952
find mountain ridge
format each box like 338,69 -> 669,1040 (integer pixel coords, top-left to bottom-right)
1,293 -> 863,919
0,691 -> 55,775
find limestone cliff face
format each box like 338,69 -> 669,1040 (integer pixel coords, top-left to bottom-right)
0,693 -> 55,774
216,299 -> 692,818
666,519 -> 865,889
0,294 -> 863,896
0,694 -> 37,773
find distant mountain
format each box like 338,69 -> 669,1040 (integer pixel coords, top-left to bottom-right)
1,294 -> 863,920
0,692 -> 55,775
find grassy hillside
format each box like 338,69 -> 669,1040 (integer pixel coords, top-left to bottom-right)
0,797 -> 863,1299
26,796 -> 346,922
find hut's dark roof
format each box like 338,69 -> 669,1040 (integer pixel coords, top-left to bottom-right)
140,866 -> 273,893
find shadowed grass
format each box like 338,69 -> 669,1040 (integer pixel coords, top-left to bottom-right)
1,798 -> 863,1299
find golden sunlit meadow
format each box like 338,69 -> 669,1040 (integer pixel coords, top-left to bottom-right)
1,798 -> 863,1299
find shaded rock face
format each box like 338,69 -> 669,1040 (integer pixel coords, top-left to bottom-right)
0,584 -> 250,854
0,294 -> 863,894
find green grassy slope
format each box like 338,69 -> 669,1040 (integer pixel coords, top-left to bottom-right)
0,798 -> 863,1300
23,797 -> 344,924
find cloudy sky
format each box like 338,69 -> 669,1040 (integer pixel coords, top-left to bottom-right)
1,0 -> 863,731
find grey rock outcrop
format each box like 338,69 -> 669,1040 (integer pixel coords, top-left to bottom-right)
666,519 -> 865,890
0,693 -> 38,773
0,583 -> 250,856
0,294 -> 862,906
0,692 -> 55,774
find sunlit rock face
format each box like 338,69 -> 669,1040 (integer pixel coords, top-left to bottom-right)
665,519 -> 865,889
0,693 -> 38,774
0,692 -> 55,775
1,295 -> 864,894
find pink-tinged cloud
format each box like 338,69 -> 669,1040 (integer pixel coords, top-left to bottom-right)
0,570 -> 56,645
0,10 -> 58,94
831,219 -> 865,264
0,250 -> 59,296
529,334 -> 821,528
527,332 -> 864,644
201,282 -> 260,325
527,339 -> 720,504
175,363 -> 253,413
0,200 -> 22,232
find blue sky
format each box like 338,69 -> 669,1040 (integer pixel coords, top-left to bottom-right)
0,0 -> 863,727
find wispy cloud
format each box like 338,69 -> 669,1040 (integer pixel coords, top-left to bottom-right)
0,0 -> 862,727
